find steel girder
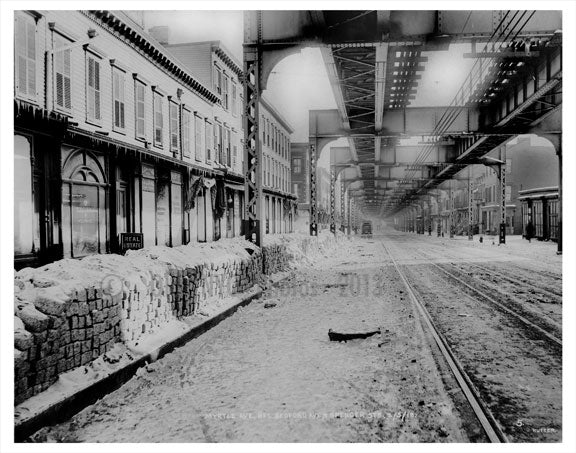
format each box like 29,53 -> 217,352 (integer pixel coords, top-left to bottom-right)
246,11 -> 562,229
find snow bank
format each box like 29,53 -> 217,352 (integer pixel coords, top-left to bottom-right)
13,232 -> 344,406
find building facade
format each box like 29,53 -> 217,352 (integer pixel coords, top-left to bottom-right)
259,97 -> 295,234
290,142 -> 310,208
14,10 -> 246,270
164,40 -> 296,237
407,135 -> 559,238
164,39 -> 246,240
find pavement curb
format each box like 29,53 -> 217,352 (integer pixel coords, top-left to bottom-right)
14,285 -> 265,442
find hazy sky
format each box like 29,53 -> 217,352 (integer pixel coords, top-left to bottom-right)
143,10 -> 482,164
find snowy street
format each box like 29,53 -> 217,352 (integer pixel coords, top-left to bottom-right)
29,232 -> 562,443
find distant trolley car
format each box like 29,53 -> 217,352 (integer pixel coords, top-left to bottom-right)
361,221 -> 373,237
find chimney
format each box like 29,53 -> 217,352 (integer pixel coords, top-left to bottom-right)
148,26 -> 170,45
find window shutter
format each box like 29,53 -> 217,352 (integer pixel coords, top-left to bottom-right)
16,17 -> 27,95
182,110 -> 190,158
94,60 -> 100,119
56,73 -> 63,107
154,94 -> 162,145
205,121 -> 212,163
26,20 -> 36,96
170,103 -> 178,150
135,83 -> 145,138
194,116 -> 202,161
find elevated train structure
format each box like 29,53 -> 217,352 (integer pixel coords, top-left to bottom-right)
242,10 -> 562,253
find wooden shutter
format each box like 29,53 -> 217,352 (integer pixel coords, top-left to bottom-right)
135,82 -> 145,138
170,102 -> 178,150
15,14 -> 36,98
113,70 -> 125,129
154,93 -> 163,146
54,34 -> 71,111
26,18 -> 36,96
87,56 -> 101,121
205,121 -> 212,163
182,109 -> 190,158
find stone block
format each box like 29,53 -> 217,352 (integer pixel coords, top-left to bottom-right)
81,351 -> 92,365
15,327 -> 34,351
78,301 -> 90,316
17,305 -> 50,333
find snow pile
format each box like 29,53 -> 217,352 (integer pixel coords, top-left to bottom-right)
126,237 -> 258,270
264,230 -> 345,266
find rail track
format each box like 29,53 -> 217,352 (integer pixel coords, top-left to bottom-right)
412,240 -> 562,300
401,244 -> 562,345
379,240 -> 507,443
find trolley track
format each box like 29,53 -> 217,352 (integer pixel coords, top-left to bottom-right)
379,235 -> 562,442
413,239 -> 562,300
393,239 -> 562,343
379,240 -> 506,443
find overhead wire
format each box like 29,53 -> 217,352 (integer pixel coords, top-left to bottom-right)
388,10 -> 537,215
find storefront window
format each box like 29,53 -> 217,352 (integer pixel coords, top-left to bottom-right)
14,135 -> 38,256
141,164 -> 156,248
61,148 -> 108,258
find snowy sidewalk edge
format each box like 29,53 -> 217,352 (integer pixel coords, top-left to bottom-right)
14,284 -> 267,442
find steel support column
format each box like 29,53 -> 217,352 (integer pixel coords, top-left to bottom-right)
340,181 -> 346,232
449,180 -> 454,238
309,141 -> 318,236
499,147 -> 507,244
243,37 -> 263,246
557,143 -> 562,254
347,194 -> 352,235
468,166 -> 473,240
329,167 -> 336,235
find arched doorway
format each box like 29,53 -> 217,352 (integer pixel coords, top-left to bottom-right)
61,148 -> 108,258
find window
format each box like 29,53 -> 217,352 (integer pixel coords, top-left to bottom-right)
15,13 -> 37,100
231,82 -> 237,115
14,135 -> 39,256
213,123 -> 223,163
506,158 -> 512,174
53,34 -> 71,112
213,123 -> 220,163
222,74 -> 229,110
232,131 -> 238,169
213,65 -> 222,94
112,68 -> 126,131
293,158 -> 302,174
205,120 -> 213,162
169,100 -> 179,152
195,115 -> 203,161
266,119 -> 270,146
86,54 -> 101,123
153,91 -> 164,147
134,80 -> 146,140
225,128 -> 231,166
182,108 -> 191,158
